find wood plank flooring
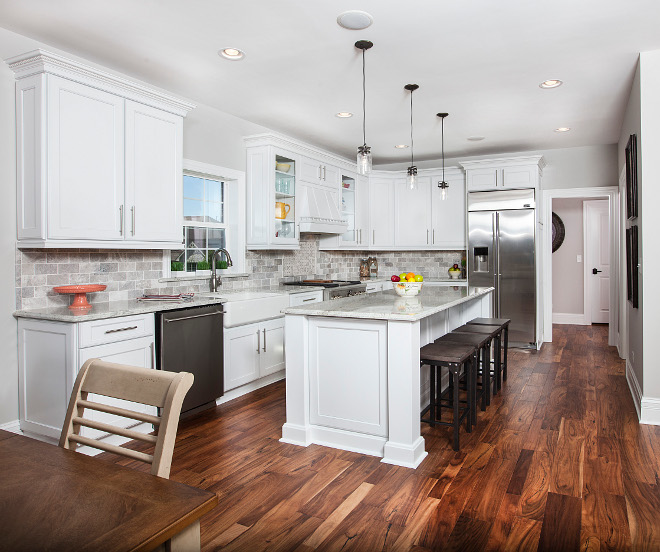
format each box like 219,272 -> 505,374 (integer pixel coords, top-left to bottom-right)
100,325 -> 660,551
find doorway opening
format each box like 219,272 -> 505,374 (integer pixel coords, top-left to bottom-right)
542,187 -> 619,346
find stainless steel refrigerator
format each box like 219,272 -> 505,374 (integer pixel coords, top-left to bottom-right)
468,189 -> 536,348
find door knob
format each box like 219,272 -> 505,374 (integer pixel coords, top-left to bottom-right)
592,268 -> 602,274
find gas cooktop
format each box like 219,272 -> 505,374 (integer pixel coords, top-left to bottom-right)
283,280 -> 362,288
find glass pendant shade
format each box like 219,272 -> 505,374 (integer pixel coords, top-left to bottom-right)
357,145 -> 372,174
438,181 -> 449,200
407,166 -> 418,190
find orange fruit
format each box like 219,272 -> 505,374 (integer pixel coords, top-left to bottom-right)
406,272 -> 415,281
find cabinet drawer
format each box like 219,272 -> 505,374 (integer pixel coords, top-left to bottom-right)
78,314 -> 154,348
289,291 -> 323,306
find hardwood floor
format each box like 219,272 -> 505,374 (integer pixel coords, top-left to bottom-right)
101,325 -> 660,551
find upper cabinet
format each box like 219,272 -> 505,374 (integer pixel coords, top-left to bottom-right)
461,156 -> 545,192
245,144 -> 300,249
431,169 -> 466,249
369,177 -> 395,248
300,157 -> 339,189
8,49 -> 194,249
394,176 -> 433,247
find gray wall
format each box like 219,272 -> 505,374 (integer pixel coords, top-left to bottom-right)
618,60 -> 643,394
551,198 -> 585,316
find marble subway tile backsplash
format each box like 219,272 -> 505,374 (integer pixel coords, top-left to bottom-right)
15,236 -> 465,310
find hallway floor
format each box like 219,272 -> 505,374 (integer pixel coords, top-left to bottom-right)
103,324 -> 660,551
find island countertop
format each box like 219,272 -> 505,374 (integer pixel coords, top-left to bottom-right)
283,286 -> 493,322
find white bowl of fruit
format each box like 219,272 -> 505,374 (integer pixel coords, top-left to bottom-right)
391,272 -> 423,296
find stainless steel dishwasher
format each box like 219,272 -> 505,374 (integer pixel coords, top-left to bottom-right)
156,304 -> 224,415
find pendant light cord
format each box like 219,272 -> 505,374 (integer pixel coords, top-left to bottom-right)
362,48 -> 367,147
410,90 -> 414,167
442,116 -> 445,181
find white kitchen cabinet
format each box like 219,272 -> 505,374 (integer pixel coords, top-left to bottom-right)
369,177 -> 395,248
300,157 -> 339,189
17,313 -> 155,440
461,156 -> 545,192
365,282 -> 383,293
246,145 -> 300,250
125,100 -> 183,243
223,317 -> 285,391
395,176 -> 433,247
319,172 -> 370,249
8,49 -> 193,249
46,76 -> 125,241
431,170 -> 466,249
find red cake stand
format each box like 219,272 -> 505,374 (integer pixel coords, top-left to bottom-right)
53,284 -> 107,311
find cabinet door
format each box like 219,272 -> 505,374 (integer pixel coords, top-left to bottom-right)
321,164 -> 340,189
502,165 -> 536,189
369,178 -> 395,247
78,336 -> 155,438
432,174 -> 466,248
300,157 -> 322,183
223,324 -> 260,391
355,175 -> 370,247
466,168 -> 499,191
260,318 -> 285,377
395,176 -> 432,247
47,76 -> 124,240
125,100 -> 183,243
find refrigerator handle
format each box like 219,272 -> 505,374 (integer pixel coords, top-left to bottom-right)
495,212 -> 500,316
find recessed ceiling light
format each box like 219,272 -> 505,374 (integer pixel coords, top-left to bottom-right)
219,48 -> 245,61
540,79 -> 562,89
467,136 -> 485,141
337,10 -> 374,30
395,144 -> 409,149
555,127 -> 571,132
336,112 -> 353,118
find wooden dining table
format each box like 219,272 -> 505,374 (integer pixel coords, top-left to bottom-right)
0,429 -> 218,552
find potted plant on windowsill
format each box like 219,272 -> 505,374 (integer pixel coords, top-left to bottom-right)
171,261 -> 186,278
196,260 -> 211,277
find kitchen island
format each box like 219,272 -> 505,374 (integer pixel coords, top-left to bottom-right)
281,286 -> 494,469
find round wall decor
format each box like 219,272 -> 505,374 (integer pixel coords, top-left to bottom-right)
552,212 -> 565,252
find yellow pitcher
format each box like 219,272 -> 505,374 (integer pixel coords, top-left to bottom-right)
275,202 -> 290,220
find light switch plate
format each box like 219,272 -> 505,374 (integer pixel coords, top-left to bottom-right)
576,255 -> 582,263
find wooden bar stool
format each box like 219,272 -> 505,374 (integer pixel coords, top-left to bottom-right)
468,317 -> 511,383
434,332 -> 492,424
452,323 -> 501,400
420,341 -> 476,451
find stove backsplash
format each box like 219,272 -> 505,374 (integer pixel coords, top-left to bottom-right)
16,235 -> 465,310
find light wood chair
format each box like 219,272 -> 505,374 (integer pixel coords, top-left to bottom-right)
59,358 -> 194,479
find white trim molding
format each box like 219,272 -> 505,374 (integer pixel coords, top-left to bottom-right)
552,313 -> 587,325
542,186 -> 619,346
625,360 -> 660,425
0,419 -> 21,434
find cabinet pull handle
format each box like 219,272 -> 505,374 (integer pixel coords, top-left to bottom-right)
302,297 -> 315,302
427,229 -> 429,245
105,325 -> 138,334
131,206 -> 135,236
263,328 -> 266,352
323,166 -> 326,181
373,230 -> 375,244
119,205 -> 124,236
257,329 -> 261,354
164,311 -> 222,323
318,165 -> 321,180
433,229 -> 435,244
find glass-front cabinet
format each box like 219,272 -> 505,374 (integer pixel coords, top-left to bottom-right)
245,142 -> 300,250
340,174 -> 357,245
319,171 -> 369,250
274,154 -> 297,244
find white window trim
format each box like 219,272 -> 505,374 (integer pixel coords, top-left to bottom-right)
162,159 -> 246,279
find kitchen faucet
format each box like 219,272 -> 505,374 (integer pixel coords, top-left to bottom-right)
210,248 -> 233,292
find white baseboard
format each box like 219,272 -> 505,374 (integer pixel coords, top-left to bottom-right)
217,371 -> 285,406
552,313 -> 587,325
0,419 -> 21,433
626,360 -> 642,420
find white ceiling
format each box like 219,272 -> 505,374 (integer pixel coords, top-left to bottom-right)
1,0 -> 658,165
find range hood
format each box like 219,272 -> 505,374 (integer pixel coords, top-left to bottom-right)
297,184 -> 348,234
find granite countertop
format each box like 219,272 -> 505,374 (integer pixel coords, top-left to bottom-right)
365,277 -> 468,284
284,286 -> 494,322
14,285 -> 326,323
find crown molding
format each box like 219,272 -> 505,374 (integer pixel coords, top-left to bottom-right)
5,49 -> 195,117
459,155 -> 546,172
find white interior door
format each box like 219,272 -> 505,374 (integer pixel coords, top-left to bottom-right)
585,200 -> 610,324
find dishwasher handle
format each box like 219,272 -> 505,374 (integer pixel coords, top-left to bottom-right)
163,310 -> 223,323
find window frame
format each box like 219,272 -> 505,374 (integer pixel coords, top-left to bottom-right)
163,159 -> 246,278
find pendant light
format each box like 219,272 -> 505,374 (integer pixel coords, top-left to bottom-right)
356,40 -> 373,174
437,113 -> 449,200
405,84 -> 419,190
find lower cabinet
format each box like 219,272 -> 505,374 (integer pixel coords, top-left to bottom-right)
17,313 -> 155,440
223,317 -> 285,392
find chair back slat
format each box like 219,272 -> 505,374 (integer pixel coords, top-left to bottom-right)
80,361 -> 179,406
60,358 -> 194,479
